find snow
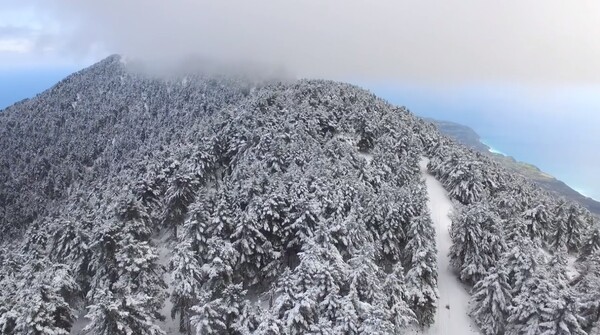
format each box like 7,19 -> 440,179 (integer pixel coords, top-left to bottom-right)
565,254 -> 579,281
69,310 -> 90,335
154,231 -> 185,335
538,247 -> 552,260
538,247 -> 580,282
409,158 -> 480,335
357,151 -> 374,164
333,133 -> 373,163
246,289 -> 272,312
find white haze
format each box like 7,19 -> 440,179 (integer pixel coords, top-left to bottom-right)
35,0 -> 600,84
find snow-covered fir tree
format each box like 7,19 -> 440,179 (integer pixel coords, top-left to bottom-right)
163,175 -> 199,239
449,202 -> 506,284
501,237 -> 539,295
169,240 -> 203,334
403,214 -> 438,326
573,251 -> 600,330
83,290 -> 166,335
579,226 -> 600,261
469,266 -> 512,335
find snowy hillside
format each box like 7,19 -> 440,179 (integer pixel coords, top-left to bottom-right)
0,55 -> 599,335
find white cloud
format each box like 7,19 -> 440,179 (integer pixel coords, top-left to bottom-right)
23,0 -> 600,84
0,38 -> 34,53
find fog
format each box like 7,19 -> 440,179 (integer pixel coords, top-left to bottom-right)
38,0 -> 600,83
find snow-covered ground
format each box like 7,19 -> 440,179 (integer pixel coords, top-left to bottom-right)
69,310 -> 89,335
410,158 -> 480,335
565,254 -> 580,282
538,247 -> 580,282
155,232 -> 185,335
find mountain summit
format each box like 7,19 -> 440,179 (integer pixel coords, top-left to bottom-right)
0,56 -> 599,335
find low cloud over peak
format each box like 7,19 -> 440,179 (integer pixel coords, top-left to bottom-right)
10,0 -> 600,83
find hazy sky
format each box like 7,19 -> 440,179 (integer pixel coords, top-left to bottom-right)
1,0 -> 600,83
0,1 -> 599,200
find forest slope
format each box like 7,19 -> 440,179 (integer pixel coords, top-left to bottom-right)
0,56 -> 598,335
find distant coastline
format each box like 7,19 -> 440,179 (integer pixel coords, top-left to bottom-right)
426,117 -> 600,215
479,139 -> 507,156
479,138 -> 597,202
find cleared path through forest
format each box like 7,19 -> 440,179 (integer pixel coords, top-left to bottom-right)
411,158 -> 480,335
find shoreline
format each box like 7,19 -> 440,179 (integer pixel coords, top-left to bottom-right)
479,138 -> 599,202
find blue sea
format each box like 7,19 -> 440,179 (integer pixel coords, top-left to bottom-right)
367,83 -> 600,201
0,68 -> 77,110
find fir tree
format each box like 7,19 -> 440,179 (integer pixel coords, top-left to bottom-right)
384,263 -> 417,331
447,161 -> 485,205
378,203 -> 406,262
574,252 -> 600,329
190,284 -> 251,334
579,226 -> 600,261
199,237 -> 239,291
12,263 -> 78,335
548,201 -> 569,252
449,203 -> 505,285
347,245 -> 383,306
84,290 -> 165,335
182,197 -> 213,255
50,219 -> 92,288
469,266 -> 512,335
189,292 -> 228,335
564,205 -> 585,252
14,284 -> 75,335
254,313 -> 283,335
358,306 -> 394,335
522,204 -> 549,243
333,291 -> 361,335
169,240 -> 203,334
539,289 -> 586,335
163,174 -> 199,238
506,268 -> 557,335
116,198 -> 153,241
114,233 -> 166,302
231,210 -> 269,284
135,179 -> 162,216
502,238 -> 538,295
272,271 -> 317,335
403,214 -> 438,326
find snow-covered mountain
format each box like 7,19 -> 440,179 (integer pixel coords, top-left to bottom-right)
0,55 -> 599,335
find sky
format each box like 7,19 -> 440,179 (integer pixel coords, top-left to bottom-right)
0,0 -> 599,200
3,0 -> 600,83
